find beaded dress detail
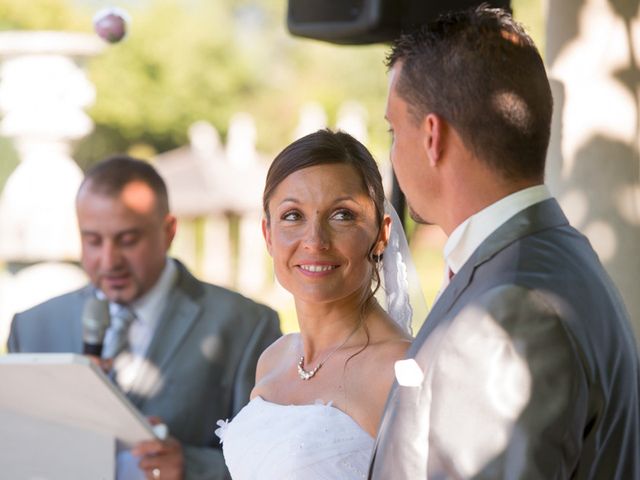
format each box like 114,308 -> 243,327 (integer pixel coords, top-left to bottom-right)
217,396 -> 373,479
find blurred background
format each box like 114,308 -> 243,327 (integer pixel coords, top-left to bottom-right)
0,0 -> 637,347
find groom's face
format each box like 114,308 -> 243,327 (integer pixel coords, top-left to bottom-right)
385,63 -> 434,225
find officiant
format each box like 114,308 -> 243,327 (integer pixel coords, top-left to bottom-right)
8,154 -> 281,480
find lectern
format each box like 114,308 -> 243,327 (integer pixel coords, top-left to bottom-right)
0,353 -> 156,480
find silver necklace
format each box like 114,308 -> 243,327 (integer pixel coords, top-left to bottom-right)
297,328 -> 358,381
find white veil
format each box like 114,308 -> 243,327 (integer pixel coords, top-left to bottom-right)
377,199 -> 428,336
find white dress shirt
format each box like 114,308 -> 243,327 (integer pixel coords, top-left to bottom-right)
437,185 -> 551,295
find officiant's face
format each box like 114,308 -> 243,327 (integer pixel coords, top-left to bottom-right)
77,180 -> 177,304
263,163 -> 388,306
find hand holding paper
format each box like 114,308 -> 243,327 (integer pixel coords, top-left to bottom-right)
132,417 -> 184,480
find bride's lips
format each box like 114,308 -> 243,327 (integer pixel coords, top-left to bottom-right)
295,262 -> 340,277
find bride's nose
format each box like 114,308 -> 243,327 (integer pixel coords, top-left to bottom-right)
302,218 -> 330,251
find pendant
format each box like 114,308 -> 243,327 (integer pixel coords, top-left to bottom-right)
297,356 -> 321,380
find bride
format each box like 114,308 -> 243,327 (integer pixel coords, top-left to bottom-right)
217,129 -> 417,479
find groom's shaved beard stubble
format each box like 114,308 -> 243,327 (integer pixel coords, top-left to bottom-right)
408,204 -> 431,225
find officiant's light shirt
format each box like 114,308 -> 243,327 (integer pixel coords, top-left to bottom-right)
106,257 -> 178,392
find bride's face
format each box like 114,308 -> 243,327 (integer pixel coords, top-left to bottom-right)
263,163 -> 389,307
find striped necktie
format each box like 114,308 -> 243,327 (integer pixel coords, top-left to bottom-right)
102,304 -> 136,360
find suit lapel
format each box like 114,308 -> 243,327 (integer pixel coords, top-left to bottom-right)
412,198 -> 568,352
409,265 -> 472,353
470,197 -> 568,272
126,264 -> 203,399
371,199 -> 571,473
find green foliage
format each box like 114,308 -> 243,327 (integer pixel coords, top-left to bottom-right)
0,0 -> 88,31
512,0 -> 545,57
83,0 -> 254,159
0,0 -> 543,176
79,0 -> 390,166
0,0 -> 391,169
0,137 -> 19,192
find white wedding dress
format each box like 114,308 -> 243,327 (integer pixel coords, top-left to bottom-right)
217,396 -> 374,479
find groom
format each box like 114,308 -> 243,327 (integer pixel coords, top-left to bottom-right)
370,5 -> 640,479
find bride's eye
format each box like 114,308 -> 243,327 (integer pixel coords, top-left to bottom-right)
332,209 -> 355,221
282,210 -> 302,221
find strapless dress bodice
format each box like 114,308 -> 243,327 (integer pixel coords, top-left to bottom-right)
217,396 -> 374,479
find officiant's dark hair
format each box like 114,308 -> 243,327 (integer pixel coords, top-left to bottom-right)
79,154 -> 170,216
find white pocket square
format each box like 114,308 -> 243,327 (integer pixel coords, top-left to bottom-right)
394,358 -> 424,387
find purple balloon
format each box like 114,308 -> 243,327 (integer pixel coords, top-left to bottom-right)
93,7 -> 129,44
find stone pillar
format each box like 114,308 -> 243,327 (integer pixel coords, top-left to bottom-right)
226,112 -> 258,168
237,212 -> 265,295
293,102 -> 328,140
336,100 -> 368,144
202,215 -> 232,287
546,0 -> 640,343
225,113 -> 268,294
0,32 -> 103,347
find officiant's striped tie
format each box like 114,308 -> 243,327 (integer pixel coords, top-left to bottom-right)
102,304 -> 136,359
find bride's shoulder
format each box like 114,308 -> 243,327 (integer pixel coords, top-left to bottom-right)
368,335 -> 411,366
364,322 -> 412,369
255,333 -> 300,377
367,311 -> 412,361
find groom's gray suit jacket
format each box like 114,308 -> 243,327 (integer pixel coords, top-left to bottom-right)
370,198 -> 639,479
8,260 -> 281,480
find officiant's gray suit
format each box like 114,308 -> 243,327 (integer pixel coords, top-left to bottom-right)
8,260 -> 281,480
370,198 -> 640,479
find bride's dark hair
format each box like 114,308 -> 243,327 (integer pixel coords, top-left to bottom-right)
263,129 -> 385,229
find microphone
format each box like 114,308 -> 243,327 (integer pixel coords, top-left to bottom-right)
82,296 -> 110,357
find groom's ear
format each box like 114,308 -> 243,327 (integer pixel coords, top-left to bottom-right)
261,217 -> 273,256
422,112 -> 444,167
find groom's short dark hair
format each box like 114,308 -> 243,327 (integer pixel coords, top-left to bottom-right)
386,5 -> 553,182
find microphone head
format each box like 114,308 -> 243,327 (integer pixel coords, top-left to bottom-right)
82,296 -> 110,345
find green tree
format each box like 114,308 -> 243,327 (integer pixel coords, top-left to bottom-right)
0,0 -> 543,172
80,1 -> 258,163
0,0 -> 390,168
0,0 -> 87,31
79,0 -> 389,166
